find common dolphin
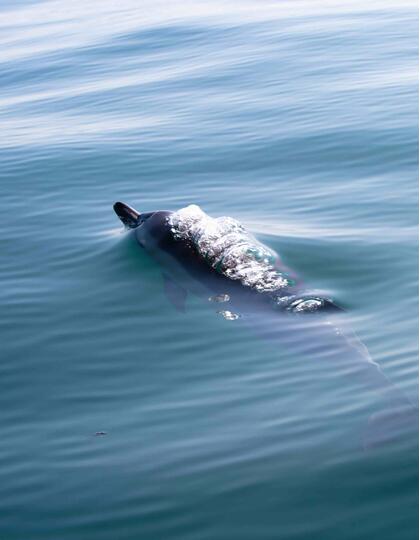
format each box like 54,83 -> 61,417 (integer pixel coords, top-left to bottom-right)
113,201 -> 417,448
113,202 -> 338,315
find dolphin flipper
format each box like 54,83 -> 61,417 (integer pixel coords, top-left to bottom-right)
163,273 -> 187,312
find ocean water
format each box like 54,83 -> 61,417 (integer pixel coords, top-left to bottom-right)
0,1 -> 418,539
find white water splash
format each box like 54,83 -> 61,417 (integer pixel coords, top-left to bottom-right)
168,205 -> 291,293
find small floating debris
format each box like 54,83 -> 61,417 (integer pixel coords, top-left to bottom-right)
218,310 -> 240,321
95,431 -> 108,437
208,294 -> 230,303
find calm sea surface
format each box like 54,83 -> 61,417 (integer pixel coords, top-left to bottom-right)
0,1 -> 418,539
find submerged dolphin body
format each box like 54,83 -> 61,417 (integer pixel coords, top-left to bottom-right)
113,201 -> 417,448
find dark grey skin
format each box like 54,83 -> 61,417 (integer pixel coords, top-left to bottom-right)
114,201 -> 417,448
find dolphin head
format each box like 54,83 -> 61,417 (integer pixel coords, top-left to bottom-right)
113,201 -> 155,229
114,201 -> 173,254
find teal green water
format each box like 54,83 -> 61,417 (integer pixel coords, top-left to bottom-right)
0,1 -> 418,539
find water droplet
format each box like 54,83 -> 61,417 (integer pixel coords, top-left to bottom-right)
218,310 -> 240,320
290,298 -> 323,313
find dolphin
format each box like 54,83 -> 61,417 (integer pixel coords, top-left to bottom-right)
113,201 -> 339,315
113,201 -> 417,448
